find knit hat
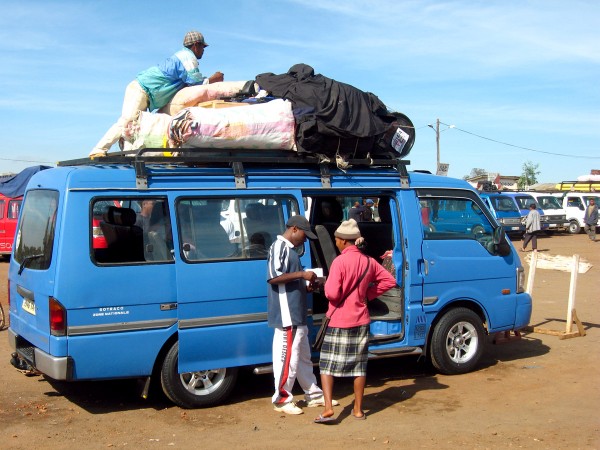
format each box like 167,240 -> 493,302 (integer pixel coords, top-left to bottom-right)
183,31 -> 208,47
334,219 -> 361,240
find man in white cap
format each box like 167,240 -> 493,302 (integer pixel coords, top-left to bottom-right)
90,30 -> 224,157
315,219 -> 396,423
267,215 -> 339,415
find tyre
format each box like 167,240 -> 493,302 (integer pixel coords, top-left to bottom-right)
0,303 -> 5,330
568,220 -> 581,234
160,341 -> 238,408
430,307 -> 485,375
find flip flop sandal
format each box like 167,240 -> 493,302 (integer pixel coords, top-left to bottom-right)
314,414 -> 336,424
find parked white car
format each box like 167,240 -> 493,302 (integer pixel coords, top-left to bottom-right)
552,192 -> 600,234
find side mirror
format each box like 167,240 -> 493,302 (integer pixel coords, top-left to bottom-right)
493,226 -> 505,245
579,204 -> 585,211
492,227 -> 511,257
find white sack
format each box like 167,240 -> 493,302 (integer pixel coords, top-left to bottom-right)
160,81 -> 249,115
168,99 -> 296,151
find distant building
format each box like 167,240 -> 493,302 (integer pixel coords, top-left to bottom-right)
0,172 -> 16,181
466,173 -> 519,191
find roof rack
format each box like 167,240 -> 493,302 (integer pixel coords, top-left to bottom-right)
58,148 -> 410,189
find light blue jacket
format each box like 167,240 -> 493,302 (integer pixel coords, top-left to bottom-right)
136,48 -> 207,111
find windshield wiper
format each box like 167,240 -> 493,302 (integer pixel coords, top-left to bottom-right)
18,254 -> 44,275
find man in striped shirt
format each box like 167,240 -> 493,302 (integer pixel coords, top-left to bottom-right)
267,215 -> 338,415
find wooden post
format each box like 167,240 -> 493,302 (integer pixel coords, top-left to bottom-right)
565,254 -> 579,333
526,250 -> 538,295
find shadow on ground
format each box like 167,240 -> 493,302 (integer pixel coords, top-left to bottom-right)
39,333 -> 550,415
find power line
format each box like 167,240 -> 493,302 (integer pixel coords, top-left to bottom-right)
0,157 -> 55,164
437,122 -> 600,159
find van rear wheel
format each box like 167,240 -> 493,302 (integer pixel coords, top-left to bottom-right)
430,308 -> 485,375
160,341 -> 238,408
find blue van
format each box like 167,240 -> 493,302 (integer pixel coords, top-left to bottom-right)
7,151 -> 531,408
478,192 -> 524,236
500,192 -> 548,231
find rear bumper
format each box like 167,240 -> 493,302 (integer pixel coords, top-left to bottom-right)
8,328 -> 73,380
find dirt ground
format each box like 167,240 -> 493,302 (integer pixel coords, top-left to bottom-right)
0,233 -> 598,449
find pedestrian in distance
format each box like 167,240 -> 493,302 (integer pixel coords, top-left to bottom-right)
362,199 -> 374,222
583,198 -> 598,241
315,219 -> 396,424
267,215 -> 338,415
521,203 -> 541,252
90,31 -> 224,157
348,201 -> 365,222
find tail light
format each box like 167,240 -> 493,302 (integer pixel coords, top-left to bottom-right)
49,297 -> 66,336
92,218 -> 108,249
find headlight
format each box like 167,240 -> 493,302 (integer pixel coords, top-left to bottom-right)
516,266 -> 526,293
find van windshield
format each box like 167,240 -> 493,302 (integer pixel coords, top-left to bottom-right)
537,196 -> 562,210
14,189 -> 58,270
515,196 -> 539,210
492,197 -> 519,212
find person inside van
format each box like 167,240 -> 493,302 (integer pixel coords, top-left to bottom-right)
136,199 -> 156,232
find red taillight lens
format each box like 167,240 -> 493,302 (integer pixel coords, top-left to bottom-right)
49,297 -> 66,336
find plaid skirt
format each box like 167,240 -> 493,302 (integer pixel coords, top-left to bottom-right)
319,324 -> 369,377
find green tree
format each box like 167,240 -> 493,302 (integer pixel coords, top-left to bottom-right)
518,161 -> 540,189
463,168 -> 487,180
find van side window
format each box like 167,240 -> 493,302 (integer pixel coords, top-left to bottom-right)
567,197 -> 583,209
419,197 -> 493,244
8,200 -> 21,219
177,196 -> 296,262
92,198 -> 173,264
14,190 -> 58,270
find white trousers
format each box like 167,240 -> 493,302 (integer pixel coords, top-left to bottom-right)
91,80 -> 149,155
272,325 -> 323,405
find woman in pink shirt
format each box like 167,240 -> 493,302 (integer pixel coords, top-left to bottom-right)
315,219 -> 396,423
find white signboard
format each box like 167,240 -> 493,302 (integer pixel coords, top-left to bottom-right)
436,163 -> 449,176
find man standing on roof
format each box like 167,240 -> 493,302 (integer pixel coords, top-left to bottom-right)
90,31 -> 224,157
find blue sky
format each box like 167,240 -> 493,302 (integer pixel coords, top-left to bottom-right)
1,0 -> 598,183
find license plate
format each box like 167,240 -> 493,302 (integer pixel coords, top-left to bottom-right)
22,298 -> 36,315
511,227 -> 520,231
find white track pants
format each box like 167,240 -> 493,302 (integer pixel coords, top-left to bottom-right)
91,80 -> 149,155
272,325 -> 323,405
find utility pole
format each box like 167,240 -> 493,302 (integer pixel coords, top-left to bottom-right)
429,118 -> 453,176
435,118 -> 440,170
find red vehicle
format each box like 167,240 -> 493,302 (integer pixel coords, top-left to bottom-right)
92,200 -> 122,248
0,194 -> 22,257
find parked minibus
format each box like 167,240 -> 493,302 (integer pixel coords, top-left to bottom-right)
8,151 -> 531,408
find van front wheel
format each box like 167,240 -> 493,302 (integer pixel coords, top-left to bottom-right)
160,342 -> 238,408
568,220 -> 581,234
430,308 -> 485,375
